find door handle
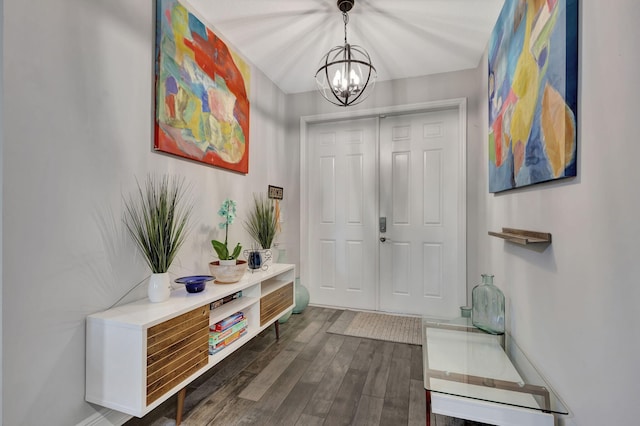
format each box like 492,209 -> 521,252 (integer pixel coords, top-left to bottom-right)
380,237 -> 391,243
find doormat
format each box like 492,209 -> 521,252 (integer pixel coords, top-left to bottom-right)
327,310 -> 422,345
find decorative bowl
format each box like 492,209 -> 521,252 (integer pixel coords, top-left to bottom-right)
175,275 -> 214,293
208,260 -> 247,284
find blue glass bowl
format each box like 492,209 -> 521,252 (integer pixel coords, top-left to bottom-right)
175,275 -> 214,293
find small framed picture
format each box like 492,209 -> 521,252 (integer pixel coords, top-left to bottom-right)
268,185 -> 283,200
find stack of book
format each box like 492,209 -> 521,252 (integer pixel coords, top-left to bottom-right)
209,311 -> 247,355
209,291 -> 242,310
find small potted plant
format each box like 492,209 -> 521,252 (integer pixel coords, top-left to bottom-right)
209,199 -> 246,283
243,193 -> 278,269
123,175 -> 192,302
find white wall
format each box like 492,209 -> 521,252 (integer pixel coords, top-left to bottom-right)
2,1 -> 291,425
468,1 -> 640,425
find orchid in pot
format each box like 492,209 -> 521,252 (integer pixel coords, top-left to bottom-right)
209,199 -> 246,283
211,199 -> 242,263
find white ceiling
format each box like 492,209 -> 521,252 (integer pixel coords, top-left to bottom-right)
184,0 -> 505,94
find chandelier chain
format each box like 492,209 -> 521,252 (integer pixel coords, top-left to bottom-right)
343,12 -> 349,44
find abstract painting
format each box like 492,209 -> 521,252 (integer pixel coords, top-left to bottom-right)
155,0 -> 251,173
488,0 -> 578,192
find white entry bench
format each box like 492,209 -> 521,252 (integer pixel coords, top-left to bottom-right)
422,317 -> 568,426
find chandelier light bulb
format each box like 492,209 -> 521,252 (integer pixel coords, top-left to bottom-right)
349,69 -> 359,87
332,69 -> 342,91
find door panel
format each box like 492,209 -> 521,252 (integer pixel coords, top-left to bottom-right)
307,118 -> 378,310
379,109 -> 462,316
423,149 -> 442,224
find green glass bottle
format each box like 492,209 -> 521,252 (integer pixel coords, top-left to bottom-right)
471,274 -> 505,335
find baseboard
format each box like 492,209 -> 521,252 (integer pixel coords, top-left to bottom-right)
76,407 -> 132,426
307,303 -> 421,317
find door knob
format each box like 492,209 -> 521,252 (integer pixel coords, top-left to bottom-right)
380,237 -> 387,243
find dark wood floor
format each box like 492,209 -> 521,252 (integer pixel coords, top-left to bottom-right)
125,306 -> 486,426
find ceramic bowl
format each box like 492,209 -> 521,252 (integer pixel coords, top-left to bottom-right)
208,260 -> 247,284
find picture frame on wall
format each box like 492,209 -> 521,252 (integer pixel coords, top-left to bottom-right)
154,0 -> 251,174
488,0 -> 578,192
268,185 -> 284,200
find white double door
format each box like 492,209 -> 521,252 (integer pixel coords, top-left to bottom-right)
306,108 -> 464,316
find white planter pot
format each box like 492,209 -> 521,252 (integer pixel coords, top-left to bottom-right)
209,260 -> 247,284
148,272 -> 171,303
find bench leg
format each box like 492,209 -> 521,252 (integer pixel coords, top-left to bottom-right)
274,320 -> 280,339
176,387 -> 187,425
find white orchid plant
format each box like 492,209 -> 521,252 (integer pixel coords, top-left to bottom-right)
211,199 -> 242,261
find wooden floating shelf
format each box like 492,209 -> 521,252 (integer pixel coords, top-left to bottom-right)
488,228 -> 552,245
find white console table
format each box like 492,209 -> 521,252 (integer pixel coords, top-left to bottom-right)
86,263 -> 295,424
422,317 -> 568,426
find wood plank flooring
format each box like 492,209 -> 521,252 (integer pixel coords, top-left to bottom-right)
124,307 -> 487,426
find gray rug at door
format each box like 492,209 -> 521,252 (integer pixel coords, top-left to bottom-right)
327,310 -> 422,345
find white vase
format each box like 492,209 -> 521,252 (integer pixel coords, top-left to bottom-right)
148,272 -> 171,303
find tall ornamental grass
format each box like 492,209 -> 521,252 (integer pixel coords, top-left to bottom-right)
123,175 -> 193,273
244,194 -> 278,250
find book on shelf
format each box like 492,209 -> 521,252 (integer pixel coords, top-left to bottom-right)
209,328 -> 247,355
211,311 -> 245,332
209,318 -> 248,346
210,291 -> 242,310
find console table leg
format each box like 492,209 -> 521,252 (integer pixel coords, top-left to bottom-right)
274,320 -> 280,339
176,387 -> 187,425
425,389 -> 431,426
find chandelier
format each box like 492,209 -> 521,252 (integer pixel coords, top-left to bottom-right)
315,0 -> 377,107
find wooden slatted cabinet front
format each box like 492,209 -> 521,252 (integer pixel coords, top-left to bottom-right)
146,306 -> 209,405
260,281 -> 294,326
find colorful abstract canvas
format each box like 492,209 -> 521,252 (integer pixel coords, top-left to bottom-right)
488,0 -> 578,192
155,0 -> 251,173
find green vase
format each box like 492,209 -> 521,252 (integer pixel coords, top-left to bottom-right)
278,309 -> 293,323
293,278 -> 309,314
471,274 -> 505,334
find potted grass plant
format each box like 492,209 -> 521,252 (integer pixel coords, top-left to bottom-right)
123,175 -> 192,302
243,193 -> 278,269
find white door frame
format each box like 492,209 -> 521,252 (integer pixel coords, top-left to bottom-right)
300,98 -> 467,312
